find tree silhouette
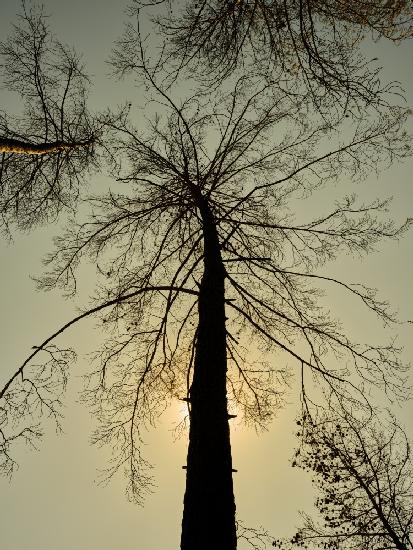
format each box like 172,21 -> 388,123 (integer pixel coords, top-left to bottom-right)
276,410 -> 413,549
0,5 -> 99,233
0,3 -> 412,549
145,0 -> 413,109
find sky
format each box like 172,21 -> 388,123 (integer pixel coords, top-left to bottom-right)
0,2 -> 412,549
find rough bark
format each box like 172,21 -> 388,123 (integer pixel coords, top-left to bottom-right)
0,137 -> 92,155
181,196 -> 237,550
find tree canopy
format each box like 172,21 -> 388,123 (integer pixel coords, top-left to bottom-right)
276,410 -> 413,549
0,2 -> 412,549
0,6 -> 99,232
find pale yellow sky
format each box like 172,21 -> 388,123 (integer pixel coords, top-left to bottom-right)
0,2 -> 412,549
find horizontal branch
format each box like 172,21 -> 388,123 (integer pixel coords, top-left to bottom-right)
0,136 -> 94,155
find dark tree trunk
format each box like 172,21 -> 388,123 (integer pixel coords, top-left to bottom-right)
180,197 -> 237,550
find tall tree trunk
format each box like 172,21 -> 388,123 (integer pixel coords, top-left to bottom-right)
181,197 -> 237,550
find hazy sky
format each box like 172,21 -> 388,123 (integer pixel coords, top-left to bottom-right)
0,2 -> 412,549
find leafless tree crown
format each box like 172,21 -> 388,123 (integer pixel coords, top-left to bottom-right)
0,0 -> 412,529
0,6 -> 99,233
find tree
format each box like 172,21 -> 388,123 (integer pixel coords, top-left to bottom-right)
0,5 -> 99,233
146,0 -> 413,110
276,410 -> 413,549
0,3 -> 412,549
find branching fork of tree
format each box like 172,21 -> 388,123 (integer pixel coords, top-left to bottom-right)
1,2 -> 413,549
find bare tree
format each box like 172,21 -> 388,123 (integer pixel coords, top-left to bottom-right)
130,0 -> 413,111
0,5 -> 99,233
275,410 -> 413,550
0,4 -> 412,550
